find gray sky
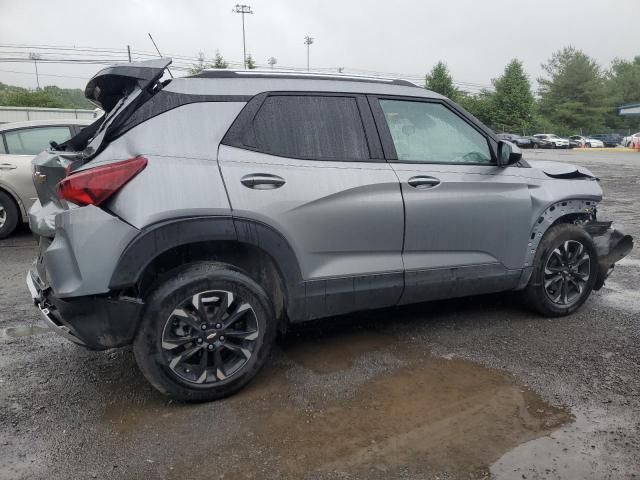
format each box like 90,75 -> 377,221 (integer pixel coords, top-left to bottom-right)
1,0 -> 638,91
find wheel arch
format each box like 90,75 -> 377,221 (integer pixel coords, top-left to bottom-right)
515,198 -> 597,289
109,216 -> 305,322
0,183 -> 27,222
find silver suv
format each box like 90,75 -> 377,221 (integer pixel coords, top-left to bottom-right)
26,59 -> 633,401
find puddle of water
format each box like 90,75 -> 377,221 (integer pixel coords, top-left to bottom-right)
2,325 -> 50,339
100,330 -> 571,479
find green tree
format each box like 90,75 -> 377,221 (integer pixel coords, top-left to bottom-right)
604,56 -> 640,132
425,61 -> 460,101
213,50 -> 228,69
245,53 -> 256,69
490,59 -> 534,134
538,46 -> 607,135
457,90 -> 495,126
0,89 -> 65,108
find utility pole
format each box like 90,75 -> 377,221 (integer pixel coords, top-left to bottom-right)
267,57 -> 277,70
127,45 -> 132,62
304,36 -> 314,71
28,53 -> 41,89
233,4 -> 253,69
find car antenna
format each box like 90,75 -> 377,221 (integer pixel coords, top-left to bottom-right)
147,32 -> 174,78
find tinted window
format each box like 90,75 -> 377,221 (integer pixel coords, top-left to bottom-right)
379,100 -> 492,164
0,135 -> 6,154
250,95 -> 370,160
4,126 -> 71,155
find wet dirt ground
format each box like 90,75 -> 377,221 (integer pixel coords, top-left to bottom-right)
1,150 -> 639,479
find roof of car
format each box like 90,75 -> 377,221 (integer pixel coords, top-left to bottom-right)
169,69 -> 445,99
0,118 -> 93,132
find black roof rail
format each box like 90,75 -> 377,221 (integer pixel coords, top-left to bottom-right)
188,70 -> 418,88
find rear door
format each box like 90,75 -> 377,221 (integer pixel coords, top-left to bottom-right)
0,125 -> 73,211
370,96 -> 532,304
219,92 -> 405,318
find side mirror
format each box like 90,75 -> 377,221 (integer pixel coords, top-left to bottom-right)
497,141 -> 522,166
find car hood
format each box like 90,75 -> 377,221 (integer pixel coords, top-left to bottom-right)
527,160 -> 597,180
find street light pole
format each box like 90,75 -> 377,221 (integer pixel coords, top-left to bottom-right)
304,36 -> 314,71
28,53 -> 41,89
233,4 -> 253,69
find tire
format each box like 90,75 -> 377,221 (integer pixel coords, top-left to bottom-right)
0,191 -> 19,239
523,224 -> 598,317
134,262 -> 277,402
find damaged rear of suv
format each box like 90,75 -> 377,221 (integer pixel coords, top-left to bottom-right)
26,59 -> 633,401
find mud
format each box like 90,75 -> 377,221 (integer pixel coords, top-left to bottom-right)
101,331 -> 570,480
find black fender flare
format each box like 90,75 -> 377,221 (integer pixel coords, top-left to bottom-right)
108,216 -> 306,319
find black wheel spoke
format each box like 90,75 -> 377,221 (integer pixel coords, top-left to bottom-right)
222,342 -> 252,360
224,328 -> 259,341
162,334 -> 200,351
222,303 -> 252,329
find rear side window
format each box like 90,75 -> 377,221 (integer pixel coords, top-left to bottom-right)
0,136 -> 6,154
249,95 -> 370,161
4,126 -> 72,155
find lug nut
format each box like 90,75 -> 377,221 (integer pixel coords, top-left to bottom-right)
215,323 -> 222,329
197,338 -> 203,344
208,344 -> 214,351
201,324 -> 207,330
219,335 -> 225,342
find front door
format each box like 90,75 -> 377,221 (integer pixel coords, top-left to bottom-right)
370,96 -> 532,304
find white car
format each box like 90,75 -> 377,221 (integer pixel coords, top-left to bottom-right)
0,119 -> 92,237
533,134 -> 570,149
570,135 -> 605,148
623,132 -> 640,147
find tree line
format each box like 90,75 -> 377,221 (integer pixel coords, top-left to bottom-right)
0,82 -> 94,109
426,47 -> 640,136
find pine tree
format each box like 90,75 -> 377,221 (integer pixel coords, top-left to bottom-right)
246,54 -> 256,69
425,61 -> 460,101
213,50 -> 228,69
491,59 -> 534,133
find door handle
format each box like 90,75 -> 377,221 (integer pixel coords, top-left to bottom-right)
240,173 -> 286,190
407,176 -> 440,189
0,163 -> 17,170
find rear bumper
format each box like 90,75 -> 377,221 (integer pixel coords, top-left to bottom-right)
26,268 -> 144,350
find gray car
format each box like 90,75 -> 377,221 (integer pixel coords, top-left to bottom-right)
26,59 -> 633,401
0,119 -> 91,238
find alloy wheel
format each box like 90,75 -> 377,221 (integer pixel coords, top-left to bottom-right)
161,290 -> 260,385
543,240 -> 591,306
0,205 -> 6,229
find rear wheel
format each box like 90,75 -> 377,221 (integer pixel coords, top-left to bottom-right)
134,263 -> 277,402
524,224 -> 597,317
0,191 -> 19,239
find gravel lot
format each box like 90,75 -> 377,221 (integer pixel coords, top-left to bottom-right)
1,150 -> 638,480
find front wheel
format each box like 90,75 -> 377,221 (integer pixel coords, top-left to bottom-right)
134,263 -> 277,402
523,224 -> 598,317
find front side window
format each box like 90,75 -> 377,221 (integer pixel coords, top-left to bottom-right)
0,135 -> 6,154
379,100 -> 492,164
4,126 -> 72,155
249,95 -> 370,161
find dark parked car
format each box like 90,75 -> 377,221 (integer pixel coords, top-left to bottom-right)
496,133 -> 533,149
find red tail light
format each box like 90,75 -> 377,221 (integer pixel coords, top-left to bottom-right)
56,156 -> 148,206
